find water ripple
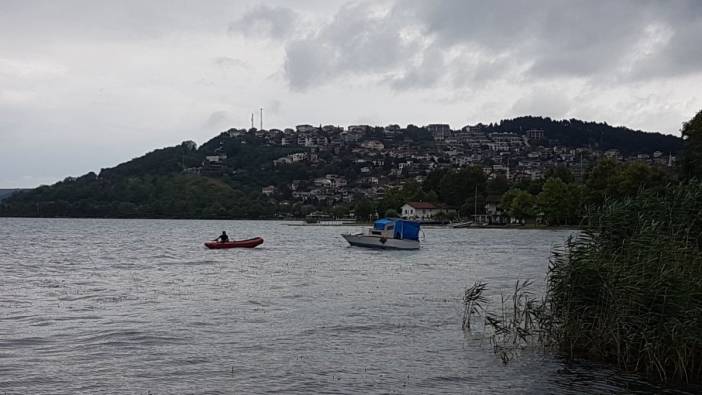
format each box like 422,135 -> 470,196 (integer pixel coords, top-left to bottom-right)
0,218 -> 697,394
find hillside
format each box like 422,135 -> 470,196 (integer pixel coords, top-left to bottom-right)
0,189 -> 25,201
0,117 -> 683,219
487,116 -> 682,155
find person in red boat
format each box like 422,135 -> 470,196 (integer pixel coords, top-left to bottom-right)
215,231 -> 229,243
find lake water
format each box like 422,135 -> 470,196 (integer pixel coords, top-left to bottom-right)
0,218 -> 693,394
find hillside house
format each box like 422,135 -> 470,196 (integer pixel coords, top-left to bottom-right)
401,202 -> 454,220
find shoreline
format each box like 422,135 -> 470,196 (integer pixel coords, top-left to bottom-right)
0,216 -> 581,230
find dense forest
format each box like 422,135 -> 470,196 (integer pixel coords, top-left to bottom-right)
0,189 -> 24,201
486,116 -> 682,154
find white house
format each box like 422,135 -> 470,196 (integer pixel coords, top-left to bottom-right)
401,202 -> 455,220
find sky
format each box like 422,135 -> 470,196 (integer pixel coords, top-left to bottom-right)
1,0 -> 701,188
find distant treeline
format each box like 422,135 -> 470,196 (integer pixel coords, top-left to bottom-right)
489,116 -> 682,155
353,158 -> 673,225
0,175 -> 275,219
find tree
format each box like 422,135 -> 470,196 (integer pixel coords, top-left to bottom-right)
613,161 -> 668,197
332,205 -> 349,218
585,159 -> 671,206
680,109 -> 702,181
544,166 -> 575,183
423,168 -> 449,195
511,191 -> 536,222
584,159 -> 619,205
537,178 -> 582,226
487,175 -> 510,196
354,199 -> 375,222
438,167 -> 486,207
501,189 -> 521,214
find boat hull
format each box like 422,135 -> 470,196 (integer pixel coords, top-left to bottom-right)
341,234 -> 420,250
204,237 -> 264,249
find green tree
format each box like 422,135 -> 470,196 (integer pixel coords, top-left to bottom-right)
537,178 -> 582,226
332,205 -> 349,218
501,189 -> 521,214
487,175 -> 510,196
423,168 -> 449,195
613,161 -> 667,197
354,199 -> 375,222
438,167 -> 486,207
508,190 -> 537,222
385,208 -> 400,218
584,159 -> 619,205
544,166 -> 575,183
585,159 -> 671,206
680,109 -> 702,181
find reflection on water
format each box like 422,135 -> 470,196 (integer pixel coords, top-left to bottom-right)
0,218 -> 695,394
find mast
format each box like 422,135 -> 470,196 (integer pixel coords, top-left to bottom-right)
474,184 -> 478,219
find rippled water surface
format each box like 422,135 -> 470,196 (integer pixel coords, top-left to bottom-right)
0,218 -> 692,394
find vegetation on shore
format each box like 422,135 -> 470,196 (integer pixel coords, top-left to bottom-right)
548,182 -> 702,382
463,109 -> 702,383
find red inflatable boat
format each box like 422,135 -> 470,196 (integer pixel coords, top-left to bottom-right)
204,237 -> 264,249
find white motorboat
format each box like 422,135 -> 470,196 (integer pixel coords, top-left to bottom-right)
341,218 -> 421,250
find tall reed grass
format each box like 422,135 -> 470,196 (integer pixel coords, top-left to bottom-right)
547,182 -> 702,382
463,182 -> 702,382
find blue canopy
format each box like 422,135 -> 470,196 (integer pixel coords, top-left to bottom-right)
373,218 -> 394,231
373,218 -> 421,241
394,219 -> 420,241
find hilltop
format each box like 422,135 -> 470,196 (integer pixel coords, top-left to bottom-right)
0,116 -> 682,219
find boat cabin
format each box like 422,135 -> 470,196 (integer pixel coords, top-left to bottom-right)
367,218 -> 420,241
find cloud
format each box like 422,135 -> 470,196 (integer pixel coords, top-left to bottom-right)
228,5 -> 299,40
388,44 -> 445,90
204,110 -> 235,131
213,56 -> 248,69
277,0 -> 702,90
511,90 -> 573,119
283,2 -> 422,90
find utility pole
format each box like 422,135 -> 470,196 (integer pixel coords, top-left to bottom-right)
260,107 -> 263,130
250,112 -> 254,129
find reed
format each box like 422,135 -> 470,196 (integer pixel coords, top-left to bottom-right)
462,280 -> 553,363
547,182 -> 702,382
462,281 -> 488,330
462,182 -> 702,382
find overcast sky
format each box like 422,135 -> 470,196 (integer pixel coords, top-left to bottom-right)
1,0 -> 701,188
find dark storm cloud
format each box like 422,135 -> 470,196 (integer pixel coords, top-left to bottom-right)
277,0 -> 702,90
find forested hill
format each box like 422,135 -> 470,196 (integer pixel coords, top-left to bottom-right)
487,116 -> 682,154
0,189 -> 25,201
0,116 -> 683,219
0,135 -> 289,219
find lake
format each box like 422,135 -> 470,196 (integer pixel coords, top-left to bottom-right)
0,218 -> 691,394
